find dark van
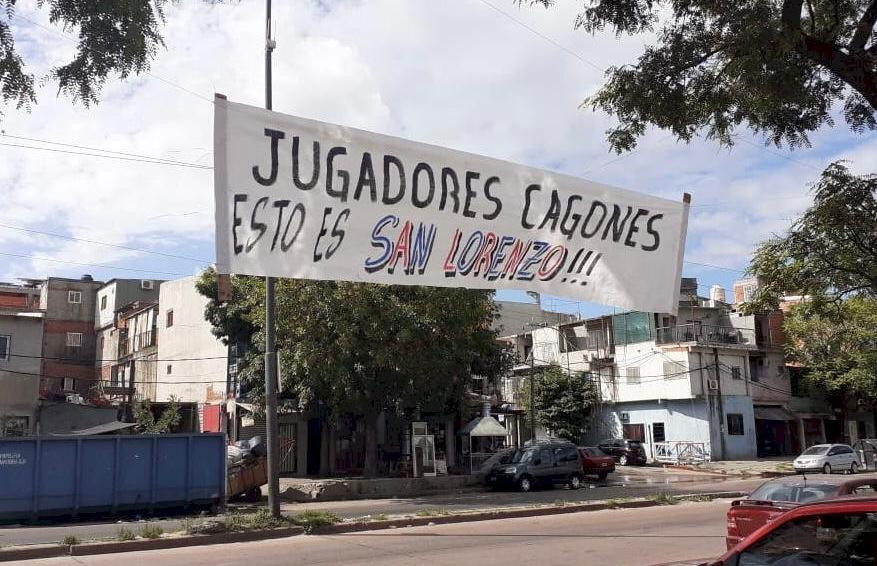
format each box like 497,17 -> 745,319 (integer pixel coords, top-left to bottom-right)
485,440 -> 584,492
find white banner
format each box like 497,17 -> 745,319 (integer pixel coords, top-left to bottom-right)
214,97 -> 689,313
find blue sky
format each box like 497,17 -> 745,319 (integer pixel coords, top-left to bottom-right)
2,0 -> 875,319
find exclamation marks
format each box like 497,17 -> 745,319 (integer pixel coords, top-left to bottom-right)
561,249 -> 602,285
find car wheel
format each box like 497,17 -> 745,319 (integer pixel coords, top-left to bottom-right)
619,455 -> 628,466
518,476 -> 533,493
822,463 -> 832,475
568,474 -> 582,490
850,462 -> 858,475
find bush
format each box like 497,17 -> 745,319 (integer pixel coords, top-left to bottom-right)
139,524 -> 164,539
649,493 -> 679,505
117,527 -> 136,541
291,510 -> 340,532
60,535 -> 79,546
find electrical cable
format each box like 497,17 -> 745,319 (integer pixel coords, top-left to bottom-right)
0,141 -> 212,170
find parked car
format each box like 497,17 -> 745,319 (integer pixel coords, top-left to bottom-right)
484,440 -> 583,492
725,473 -> 877,548
852,438 -> 877,471
705,496 -> 877,566
598,438 -> 647,466
793,443 -> 861,474
578,446 -> 615,480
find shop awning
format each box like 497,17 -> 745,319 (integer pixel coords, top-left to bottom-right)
459,416 -> 508,437
754,406 -> 795,421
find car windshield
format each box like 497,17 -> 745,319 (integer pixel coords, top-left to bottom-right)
510,449 -> 537,463
803,446 -> 830,455
749,482 -> 837,503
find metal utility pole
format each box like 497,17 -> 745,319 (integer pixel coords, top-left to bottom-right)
712,347 -> 726,460
529,350 -> 536,442
263,0 -> 281,519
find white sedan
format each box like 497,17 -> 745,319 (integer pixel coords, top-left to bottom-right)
793,443 -> 861,474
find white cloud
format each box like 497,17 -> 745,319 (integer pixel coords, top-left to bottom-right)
1,0 -> 874,303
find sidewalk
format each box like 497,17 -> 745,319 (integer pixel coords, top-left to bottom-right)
671,457 -> 795,477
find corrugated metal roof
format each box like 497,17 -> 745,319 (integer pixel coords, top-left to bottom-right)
58,421 -> 137,436
459,416 -> 508,437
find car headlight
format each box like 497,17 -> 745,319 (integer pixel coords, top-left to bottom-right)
503,466 -> 517,474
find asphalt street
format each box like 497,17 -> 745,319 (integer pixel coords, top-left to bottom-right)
13,499 -> 734,565
0,467 -> 763,547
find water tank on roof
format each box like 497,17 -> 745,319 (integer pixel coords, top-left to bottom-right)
81,274 -> 93,281
710,285 -> 727,304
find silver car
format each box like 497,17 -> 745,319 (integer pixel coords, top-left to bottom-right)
793,443 -> 861,474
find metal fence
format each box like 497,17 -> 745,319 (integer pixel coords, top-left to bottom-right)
655,324 -> 756,348
653,441 -> 711,464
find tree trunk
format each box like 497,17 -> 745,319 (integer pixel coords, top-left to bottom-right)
362,411 -> 379,478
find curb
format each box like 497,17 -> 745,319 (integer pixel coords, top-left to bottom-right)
311,491 -> 748,535
0,526 -> 304,562
0,492 -> 745,559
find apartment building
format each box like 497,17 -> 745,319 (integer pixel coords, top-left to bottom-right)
501,278 -> 796,461
0,281 -> 44,435
38,276 -> 103,401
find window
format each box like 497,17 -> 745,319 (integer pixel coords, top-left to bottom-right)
626,367 -> 641,384
67,290 -> 82,304
100,295 -> 107,310
62,377 -> 75,391
166,309 -> 174,328
739,513 -> 877,566
852,484 -> 876,495
66,332 -> 83,347
166,364 -> 173,375
663,360 -> 686,376
727,413 -> 745,436
2,416 -> 28,436
538,449 -> 554,466
0,335 -> 9,361
623,423 -> 646,442
731,366 -> 742,380
653,422 -> 666,443
556,446 -> 578,463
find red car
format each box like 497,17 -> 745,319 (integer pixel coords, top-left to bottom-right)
578,446 -> 615,480
726,473 -> 877,548
707,495 -> 877,565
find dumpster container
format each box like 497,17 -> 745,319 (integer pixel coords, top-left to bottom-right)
0,434 -> 226,521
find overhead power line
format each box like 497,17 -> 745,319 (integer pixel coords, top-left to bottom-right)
0,141 -> 212,170
0,250 -> 194,276
0,222 -> 213,264
473,0 -> 604,72
1,134 -> 214,169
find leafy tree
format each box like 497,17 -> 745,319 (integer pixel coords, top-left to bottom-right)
198,270 -> 511,477
746,162 -> 877,311
520,365 -> 600,443
784,297 -> 877,408
134,397 -> 182,434
524,0 -> 877,152
0,1 -> 222,116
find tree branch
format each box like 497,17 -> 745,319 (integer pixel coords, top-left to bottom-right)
850,0 -> 877,51
781,0 -> 805,31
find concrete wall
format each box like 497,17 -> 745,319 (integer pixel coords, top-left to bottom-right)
155,277 -> 227,403
0,314 -> 43,435
95,279 -> 163,330
603,399 -> 713,461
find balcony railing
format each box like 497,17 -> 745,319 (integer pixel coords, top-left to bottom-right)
655,324 -> 756,348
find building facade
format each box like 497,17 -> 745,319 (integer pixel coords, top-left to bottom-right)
0,281 -> 44,436
38,276 -> 103,401
500,278 -> 797,461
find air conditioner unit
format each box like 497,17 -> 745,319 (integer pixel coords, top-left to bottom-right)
619,412 -> 630,422
707,379 -> 720,391
141,280 -> 155,290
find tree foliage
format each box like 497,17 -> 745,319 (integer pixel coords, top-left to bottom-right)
0,0 -> 215,116
746,162 -> 877,311
520,365 -> 600,443
784,297 -> 877,407
197,270 -> 511,476
134,397 -> 182,434
524,0 -> 877,152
